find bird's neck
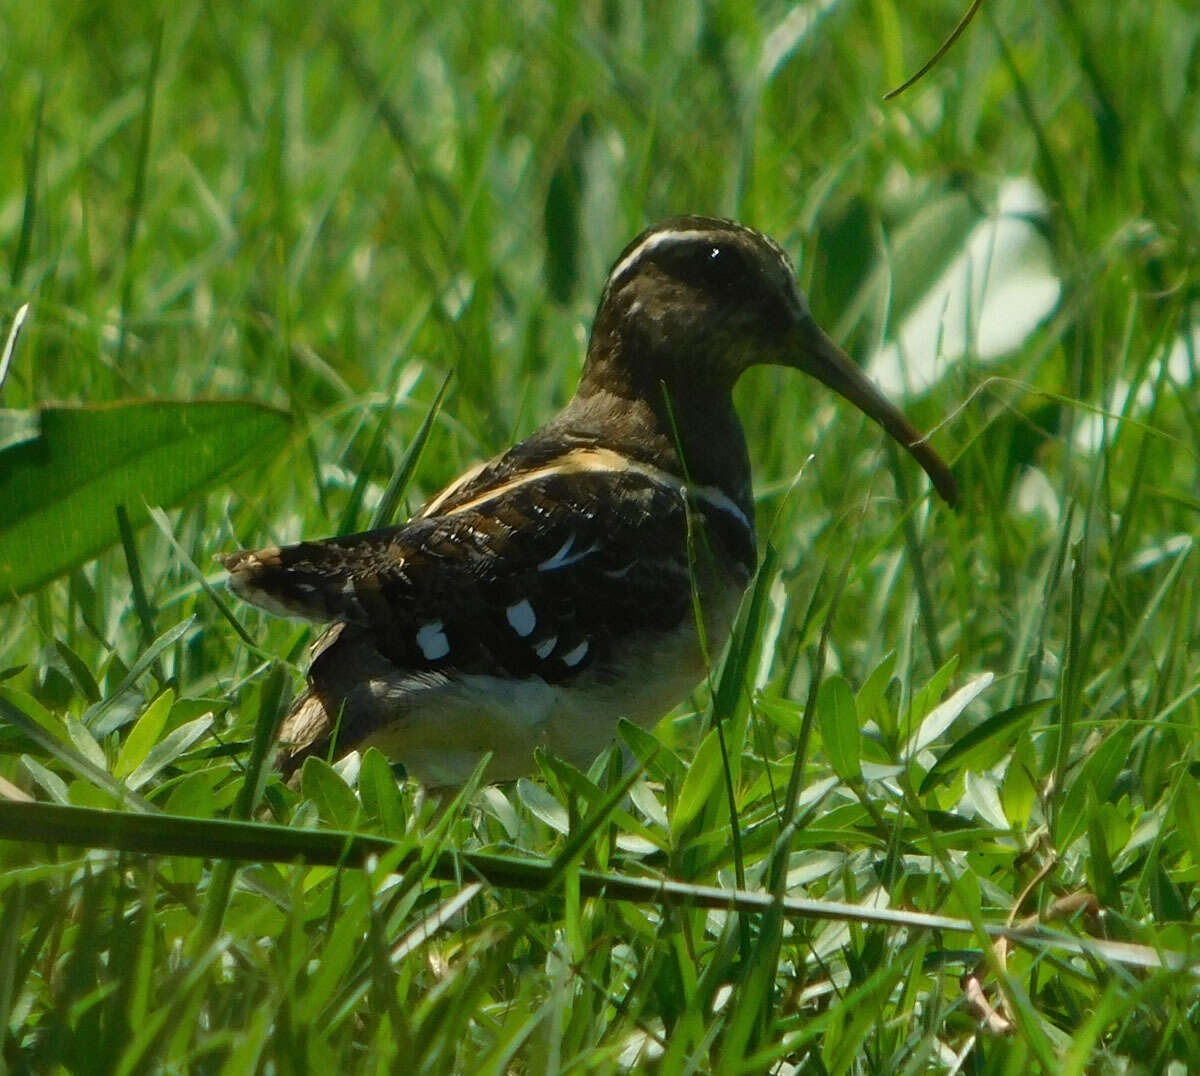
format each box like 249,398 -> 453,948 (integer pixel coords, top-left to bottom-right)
562,342 -> 754,518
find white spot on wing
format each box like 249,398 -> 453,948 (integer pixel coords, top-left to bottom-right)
535,636 -> 557,659
506,599 -> 536,637
416,620 -> 450,661
539,533 -> 600,572
560,640 -> 588,667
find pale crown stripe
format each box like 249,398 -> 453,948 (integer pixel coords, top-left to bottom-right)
607,223 -> 798,297
607,228 -> 717,290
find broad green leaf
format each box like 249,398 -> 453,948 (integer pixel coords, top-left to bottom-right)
856,650 -> 897,735
903,655 -> 959,743
0,400 -> 290,595
19,755 -> 71,804
0,692 -> 154,811
64,714 -> 106,770
357,747 -> 406,838
754,694 -> 803,736
115,689 -> 175,779
629,779 -> 668,830
0,685 -> 58,739
301,756 -> 363,831
1057,725 -> 1136,849
906,671 -> 994,755
295,885 -> 370,1022
516,777 -> 570,836
124,715 -> 213,791
546,751 -> 646,880
617,718 -> 686,787
818,675 -> 861,781
671,726 -> 724,841
963,771 -> 1009,829
536,749 -> 602,805
163,770 -> 218,820
920,698 -> 1053,794
1000,735 -> 1038,831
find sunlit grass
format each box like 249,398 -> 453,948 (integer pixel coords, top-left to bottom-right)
2,1 -> 1199,1071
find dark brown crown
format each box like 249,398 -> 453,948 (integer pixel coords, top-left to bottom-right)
574,215 -> 957,507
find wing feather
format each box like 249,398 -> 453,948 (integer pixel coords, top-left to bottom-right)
224,467 -> 705,682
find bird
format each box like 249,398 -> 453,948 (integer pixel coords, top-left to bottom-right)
221,216 -> 957,790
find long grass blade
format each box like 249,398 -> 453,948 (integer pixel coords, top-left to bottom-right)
0,801 -> 1189,974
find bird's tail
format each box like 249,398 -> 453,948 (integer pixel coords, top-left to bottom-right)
277,689 -> 339,782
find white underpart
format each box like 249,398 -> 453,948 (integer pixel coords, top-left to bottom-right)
356,575 -> 747,789
535,636 -> 557,659
539,533 -> 600,571
560,640 -> 588,667
416,621 -> 451,661
505,599 -> 537,637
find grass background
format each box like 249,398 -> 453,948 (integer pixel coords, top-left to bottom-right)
3,0 -> 1200,1071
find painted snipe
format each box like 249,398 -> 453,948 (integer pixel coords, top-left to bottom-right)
222,217 -> 957,788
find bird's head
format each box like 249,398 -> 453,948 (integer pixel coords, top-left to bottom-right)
584,216 -> 958,506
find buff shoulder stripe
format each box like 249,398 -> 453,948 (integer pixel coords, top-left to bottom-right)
422,446 -> 755,561
417,458 -> 491,518
429,447 -> 687,518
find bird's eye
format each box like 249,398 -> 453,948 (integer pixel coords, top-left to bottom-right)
691,243 -> 746,292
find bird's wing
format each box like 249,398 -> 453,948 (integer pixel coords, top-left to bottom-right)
222,456 -> 752,682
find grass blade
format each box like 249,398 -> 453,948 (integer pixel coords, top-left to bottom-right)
370,369 -> 453,529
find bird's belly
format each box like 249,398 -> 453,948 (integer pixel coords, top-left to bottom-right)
361,574 -> 745,788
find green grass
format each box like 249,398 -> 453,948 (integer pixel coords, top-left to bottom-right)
3,0 -> 1200,1070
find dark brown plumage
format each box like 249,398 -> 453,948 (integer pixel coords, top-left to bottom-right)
222,217 -> 956,788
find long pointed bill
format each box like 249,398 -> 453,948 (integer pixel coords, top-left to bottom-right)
790,315 -> 958,507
